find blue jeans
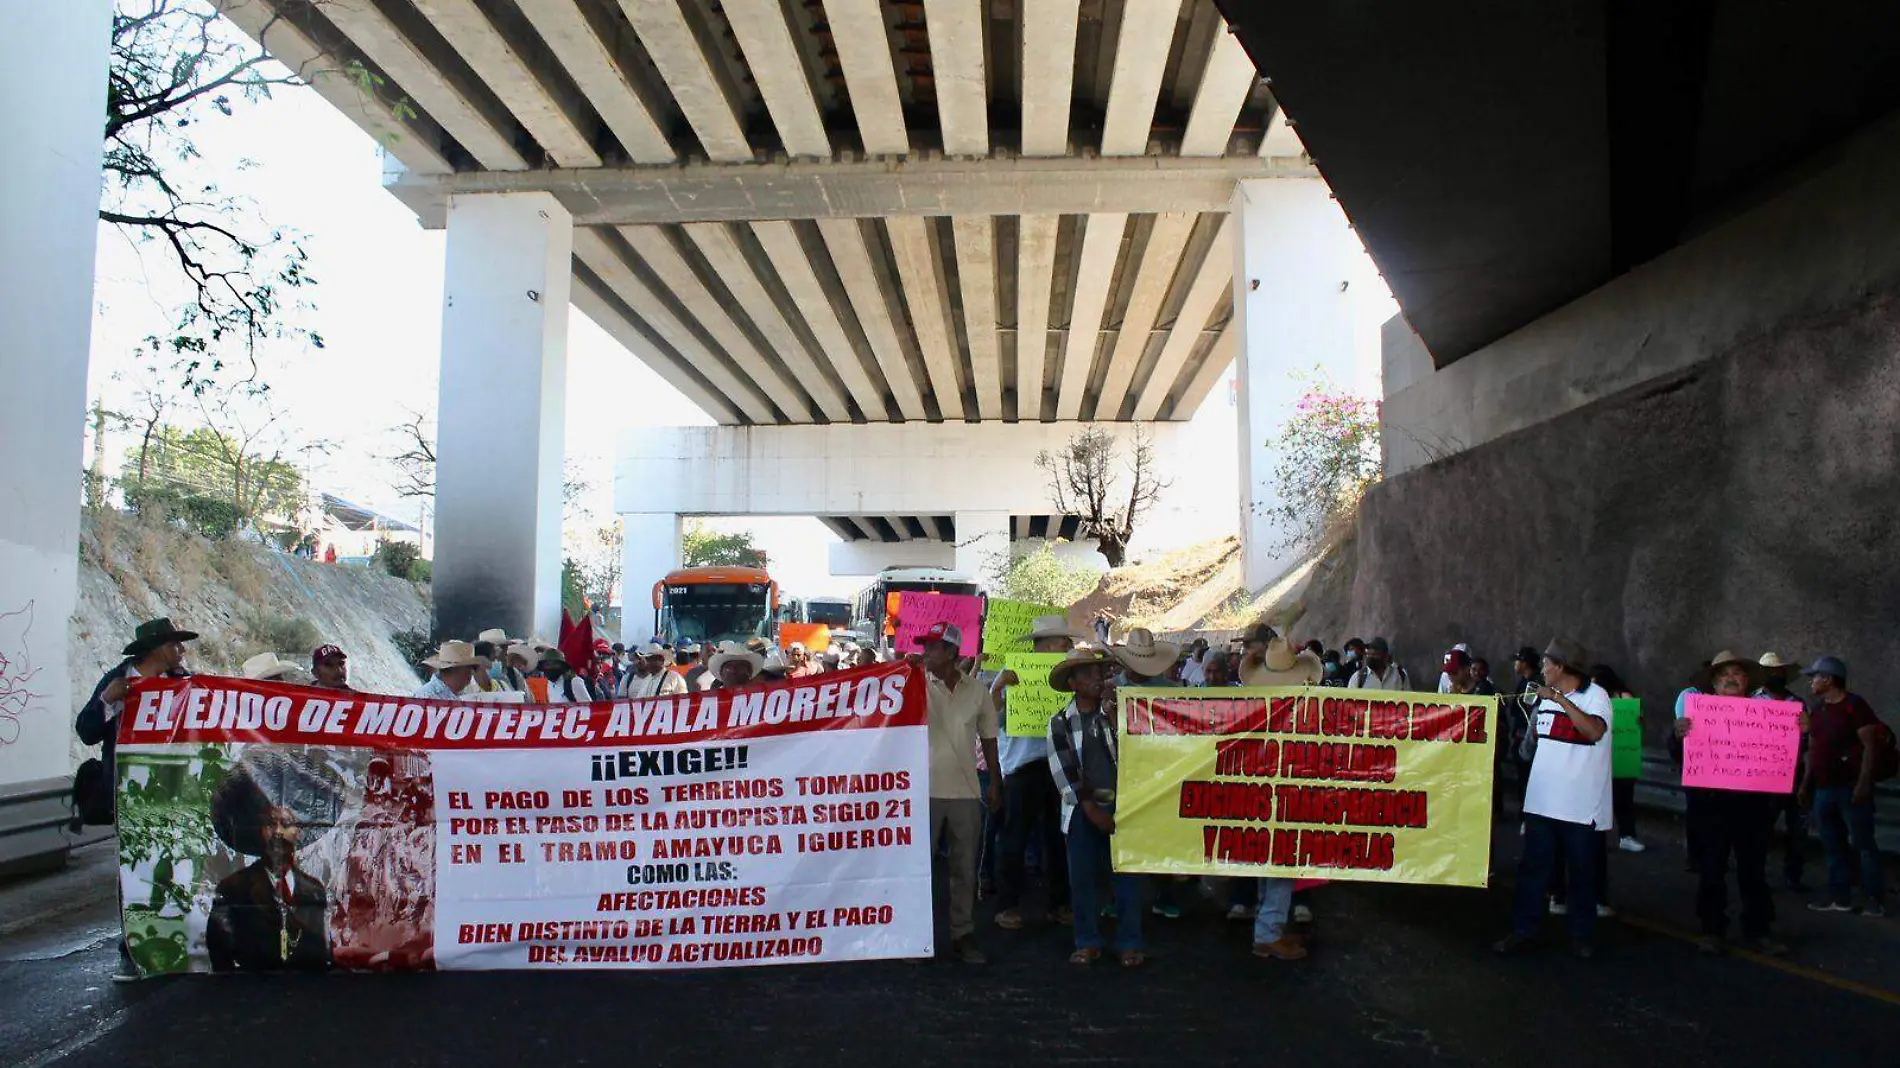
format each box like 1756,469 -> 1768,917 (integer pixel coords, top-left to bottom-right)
1252,877 -> 1295,944
1066,807 -> 1144,951
1811,786 -> 1883,904
1512,814 -> 1599,940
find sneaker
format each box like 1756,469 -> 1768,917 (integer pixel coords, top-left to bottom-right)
1548,900 -> 1569,916
994,908 -> 1024,931
1224,903 -> 1256,921
1696,935 -> 1724,956
950,936 -> 988,965
1860,902 -> 1888,919
1492,932 -> 1534,955
1252,936 -> 1309,961
1807,900 -> 1854,913
1596,904 -> 1616,918
1151,902 -> 1183,919
1617,836 -> 1646,853
1746,936 -> 1790,957
1292,903 -> 1314,923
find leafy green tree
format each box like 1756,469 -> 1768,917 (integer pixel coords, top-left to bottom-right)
1266,371 -> 1382,553
104,0 -> 323,393
987,542 -> 1098,607
120,422 -> 305,530
682,523 -> 767,568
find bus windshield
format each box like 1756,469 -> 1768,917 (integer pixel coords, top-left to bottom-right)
660,583 -> 774,646
806,600 -> 852,628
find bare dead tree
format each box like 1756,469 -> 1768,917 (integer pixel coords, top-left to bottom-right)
386,408 -> 437,500
1035,425 -> 1169,567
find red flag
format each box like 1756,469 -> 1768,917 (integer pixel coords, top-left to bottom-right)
560,610 -> 594,674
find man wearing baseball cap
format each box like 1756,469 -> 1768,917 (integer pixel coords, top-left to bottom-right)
1799,655 -> 1888,917
311,645 -> 351,692
912,621 -> 1002,963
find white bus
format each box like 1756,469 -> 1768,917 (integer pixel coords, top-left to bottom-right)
851,567 -> 984,654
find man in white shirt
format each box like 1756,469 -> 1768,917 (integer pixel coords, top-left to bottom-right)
623,644 -> 688,699
1437,643 -> 1470,693
1345,637 -> 1411,691
1495,638 -> 1614,957
913,621 -> 1001,963
415,641 -> 482,699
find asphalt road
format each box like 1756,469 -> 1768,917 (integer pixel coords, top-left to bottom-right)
4,834 -> 1897,1068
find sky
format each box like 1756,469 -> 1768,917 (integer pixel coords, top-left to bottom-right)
86,53 -> 1395,603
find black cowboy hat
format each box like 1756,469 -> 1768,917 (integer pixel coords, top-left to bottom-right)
210,750 -> 344,857
122,617 -> 199,657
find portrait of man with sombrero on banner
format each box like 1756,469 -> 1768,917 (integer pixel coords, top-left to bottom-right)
205,751 -> 342,972
118,741 -> 440,977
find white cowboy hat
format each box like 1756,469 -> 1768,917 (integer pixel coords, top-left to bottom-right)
1240,637 -> 1324,686
476,628 -> 513,646
1021,614 -> 1089,644
242,652 -> 307,683
1112,627 -> 1182,678
637,642 -> 668,660
1757,651 -> 1799,670
707,641 -> 764,677
423,640 -> 485,671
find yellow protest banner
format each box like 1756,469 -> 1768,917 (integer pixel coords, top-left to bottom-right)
981,599 -> 1064,671
1002,653 -> 1069,737
1112,687 -> 1496,888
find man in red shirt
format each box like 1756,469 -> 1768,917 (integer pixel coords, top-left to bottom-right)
1799,656 -> 1887,916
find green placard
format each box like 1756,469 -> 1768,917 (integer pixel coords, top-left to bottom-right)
1003,653 -> 1070,737
1612,697 -> 1642,779
982,600 -> 1065,671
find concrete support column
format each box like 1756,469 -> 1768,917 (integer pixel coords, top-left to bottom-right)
1231,178 -> 1361,592
618,513 -> 682,645
0,0 -> 111,797
953,510 -> 1011,584
433,193 -> 572,642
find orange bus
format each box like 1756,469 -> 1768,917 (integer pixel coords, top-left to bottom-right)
651,567 -> 779,647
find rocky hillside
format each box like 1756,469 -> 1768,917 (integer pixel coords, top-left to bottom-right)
72,509 -> 431,708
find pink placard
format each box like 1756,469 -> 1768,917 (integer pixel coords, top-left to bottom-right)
1681,693 -> 1803,793
893,593 -> 984,657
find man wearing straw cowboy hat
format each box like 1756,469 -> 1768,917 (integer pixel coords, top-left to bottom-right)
477,628 -> 529,692
415,640 -> 484,700
1673,650 -> 1788,955
1755,652 -> 1811,892
911,620 -> 1002,964
1236,623 -> 1324,687
1110,628 -> 1194,920
241,652 -> 311,686
988,614 -> 1088,932
1045,646 -> 1147,967
624,643 -> 689,699
1226,623 -> 1315,958
706,641 -> 764,690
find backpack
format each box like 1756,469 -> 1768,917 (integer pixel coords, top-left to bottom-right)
1868,718 -> 1899,783
71,758 -> 115,826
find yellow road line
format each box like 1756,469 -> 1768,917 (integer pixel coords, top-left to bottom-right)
1616,911 -> 1900,1009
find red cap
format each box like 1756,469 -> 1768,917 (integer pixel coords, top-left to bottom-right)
915,621 -> 963,650
312,644 -> 347,665
1442,650 -> 1470,673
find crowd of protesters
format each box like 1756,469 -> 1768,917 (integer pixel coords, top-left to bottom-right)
79,612 -> 1892,976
